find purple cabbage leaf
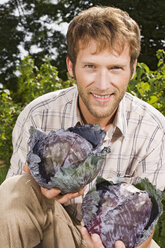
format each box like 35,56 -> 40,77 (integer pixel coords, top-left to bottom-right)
26,123 -> 110,193
82,177 -> 163,248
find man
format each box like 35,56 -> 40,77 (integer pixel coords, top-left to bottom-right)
0,6 -> 164,248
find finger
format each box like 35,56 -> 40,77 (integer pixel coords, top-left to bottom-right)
91,234 -> 105,248
41,187 -> 61,199
56,187 -> 87,204
55,192 -> 75,204
79,186 -> 87,195
71,186 -> 87,198
115,240 -> 126,248
81,220 -> 84,226
81,226 -> 94,248
69,187 -> 86,199
23,164 -> 31,174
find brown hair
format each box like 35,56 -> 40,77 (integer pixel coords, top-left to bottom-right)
67,6 -> 141,69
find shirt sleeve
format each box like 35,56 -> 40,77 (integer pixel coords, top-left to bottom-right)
134,132 -> 165,191
6,105 -> 35,178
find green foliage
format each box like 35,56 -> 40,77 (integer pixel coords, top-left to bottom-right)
15,56 -> 74,105
128,50 -> 165,115
0,0 -> 67,90
0,89 -> 21,183
154,193 -> 165,247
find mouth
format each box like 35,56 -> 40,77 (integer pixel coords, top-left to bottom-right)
91,93 -> 113,103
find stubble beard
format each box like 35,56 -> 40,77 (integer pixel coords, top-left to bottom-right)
77,85 -> 126,120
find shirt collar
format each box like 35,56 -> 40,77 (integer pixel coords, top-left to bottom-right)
106,94 -> 127,139
72,86 -> 83,126
114,94 -> 127,136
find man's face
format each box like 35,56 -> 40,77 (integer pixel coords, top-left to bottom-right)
67,40 -> 136,125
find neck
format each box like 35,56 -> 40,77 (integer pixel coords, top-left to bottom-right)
78,98 -> 116,131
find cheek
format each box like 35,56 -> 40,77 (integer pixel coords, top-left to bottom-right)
113,74 -> 130,88
75,71 -> 93,88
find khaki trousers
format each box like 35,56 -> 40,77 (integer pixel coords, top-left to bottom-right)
0,174 -> 87,248
0,174 -> 160,248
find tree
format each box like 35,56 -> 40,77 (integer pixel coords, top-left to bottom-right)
56,0 -> 165,69
0,0 -> 67,92
0,0 -> 165,93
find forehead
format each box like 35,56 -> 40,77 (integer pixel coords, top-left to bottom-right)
77,39 -> 131,63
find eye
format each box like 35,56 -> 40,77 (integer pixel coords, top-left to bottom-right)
85,64 -> 96,69
110,66 -> 123,71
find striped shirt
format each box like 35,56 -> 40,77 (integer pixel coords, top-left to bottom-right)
7,85 -> 165,220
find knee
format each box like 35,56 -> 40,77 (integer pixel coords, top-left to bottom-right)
0,174 -> 41,211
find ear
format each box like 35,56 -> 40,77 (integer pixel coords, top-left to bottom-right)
66,56 -> 74,77
131,59 -> 137,79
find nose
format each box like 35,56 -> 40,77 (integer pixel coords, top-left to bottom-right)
95,69 -> 110,90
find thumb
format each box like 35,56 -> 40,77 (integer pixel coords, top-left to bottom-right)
23,164 -> 31,174
115,240 -> 126,248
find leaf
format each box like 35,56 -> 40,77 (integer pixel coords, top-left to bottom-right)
82,177 -> 163,248
27,125 -> 110,193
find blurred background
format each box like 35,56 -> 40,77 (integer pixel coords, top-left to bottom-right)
0,0 -> 164,246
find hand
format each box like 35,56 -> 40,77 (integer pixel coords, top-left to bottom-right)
81,226 -> 105,248
41,186 -> 86,204
81,226 -> 153,248
81,225 -> 126,248
23,164 -> 86,204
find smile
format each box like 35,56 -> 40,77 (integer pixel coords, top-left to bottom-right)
91,93 -> 113,103
93,93 -> 111,99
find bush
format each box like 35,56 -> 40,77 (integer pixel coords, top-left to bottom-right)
154,197 -> 165,247
128,49 -> 165,115
15,56 -> 74,105
0,89 -> 21,184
